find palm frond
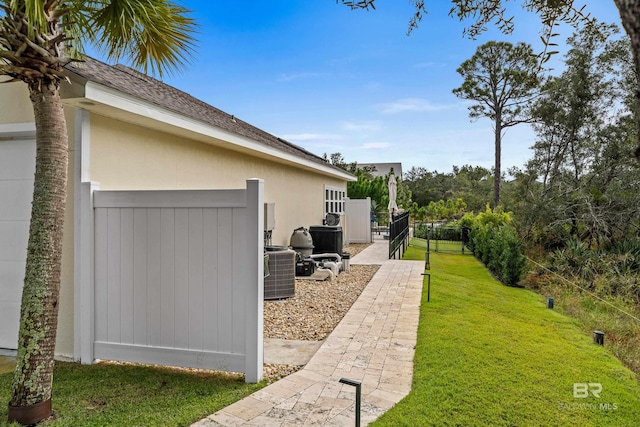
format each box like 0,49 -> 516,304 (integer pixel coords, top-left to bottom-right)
9,0 -> 49,34
89,0 -> 197,77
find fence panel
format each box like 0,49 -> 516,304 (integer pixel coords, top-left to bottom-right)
389,211 -> 410,259
414,223 -> 468,254
345,197 -> 372,243
91,180 -> 263,382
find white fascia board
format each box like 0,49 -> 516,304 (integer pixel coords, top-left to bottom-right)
83,82 -> 355,182
0,122 -> 36,138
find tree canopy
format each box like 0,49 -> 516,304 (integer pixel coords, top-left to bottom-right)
517,23 -> 639,249
453,41 -> 539,207
342,0 -> 640,158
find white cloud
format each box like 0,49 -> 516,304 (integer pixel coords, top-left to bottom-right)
377,98 -> 455,114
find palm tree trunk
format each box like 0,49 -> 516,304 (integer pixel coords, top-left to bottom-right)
9,80 -> 68,425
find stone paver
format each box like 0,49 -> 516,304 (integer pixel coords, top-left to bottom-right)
192,238 -> 423,426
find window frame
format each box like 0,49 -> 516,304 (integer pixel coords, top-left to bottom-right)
324,185 -> 346,215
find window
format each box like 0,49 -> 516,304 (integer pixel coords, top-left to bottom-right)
324,185 -> 346,215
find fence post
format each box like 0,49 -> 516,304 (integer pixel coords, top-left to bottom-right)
245,179 -> 264,383
77,181 -> 100,365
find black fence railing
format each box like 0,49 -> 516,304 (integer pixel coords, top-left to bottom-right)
413,222 -> 469,254
389,211 -> 410,259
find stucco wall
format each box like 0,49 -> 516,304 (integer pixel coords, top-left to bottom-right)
89,113 -> 346,245
57,107 -> 76,358
0,81 -> 33,125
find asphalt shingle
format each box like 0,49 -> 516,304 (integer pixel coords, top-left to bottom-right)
65,57 -> 349,175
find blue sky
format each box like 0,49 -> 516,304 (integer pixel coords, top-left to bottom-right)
156,1 -> 622,174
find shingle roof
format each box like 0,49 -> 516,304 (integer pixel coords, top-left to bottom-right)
64,57 -> 349,176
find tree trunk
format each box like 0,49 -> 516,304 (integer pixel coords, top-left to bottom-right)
494,116 -> 502,208
8,81 -> 68,425
614,0 -> 640,159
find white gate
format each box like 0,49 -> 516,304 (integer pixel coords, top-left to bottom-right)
345,197 -> 372,243
83,180 -> 263,382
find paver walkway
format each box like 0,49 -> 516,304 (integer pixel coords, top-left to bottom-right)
193,239 -> 424,426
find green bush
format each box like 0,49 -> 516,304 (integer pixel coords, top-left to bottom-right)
467,206 -> 526,286
414,222 -> 430,239
497,227 -> 527,285
433,226 -> 463,241
546,238 -> 640,301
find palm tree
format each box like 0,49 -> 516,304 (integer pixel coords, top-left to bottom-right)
0,1 -> 196,423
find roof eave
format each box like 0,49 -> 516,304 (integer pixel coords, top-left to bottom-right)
62,80 -> 355,182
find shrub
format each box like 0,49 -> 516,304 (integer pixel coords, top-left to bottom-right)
467,207 -> 526,286
610,238 -> 640,274
498,227 -> 527,285
546,237 -> 640,302
414,222 -> 430,239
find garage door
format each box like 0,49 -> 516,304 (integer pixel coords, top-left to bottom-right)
0,139 -> 35,349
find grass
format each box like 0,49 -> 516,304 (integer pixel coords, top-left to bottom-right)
410,237 -> 468,254
2,242 -> 639,426
0,362 -> 264,426
529,275 -> 640,377
372,241 -> 640,426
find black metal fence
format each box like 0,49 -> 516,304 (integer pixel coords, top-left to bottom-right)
414,223 -> 468,254
431,226 -> 465,253
389,211 -> 410,259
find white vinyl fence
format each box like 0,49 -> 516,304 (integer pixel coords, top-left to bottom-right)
77,180 -> 264,382
345,197 -> 372,243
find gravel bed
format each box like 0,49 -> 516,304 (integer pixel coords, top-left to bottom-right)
264,264 -> 379,340
262,243 -> 378,381
263,363 -> 303,383
340,242 -> 372,258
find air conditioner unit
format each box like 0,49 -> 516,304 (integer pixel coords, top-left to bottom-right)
264,246 -> 295,299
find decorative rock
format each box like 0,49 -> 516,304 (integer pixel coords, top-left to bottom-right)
263,244 -> 376,380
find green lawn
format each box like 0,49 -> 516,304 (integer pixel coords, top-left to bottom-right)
2,243 -> 639,426
0,362 -> 264,426
373,243 -> 640,426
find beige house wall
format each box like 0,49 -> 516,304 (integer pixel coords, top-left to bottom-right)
58,107 -> 76,358
1,80 -> 348,359
0,81 -> 33,125
89,114 -> 345,245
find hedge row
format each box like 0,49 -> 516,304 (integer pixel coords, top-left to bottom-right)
461,208 -> 526,286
